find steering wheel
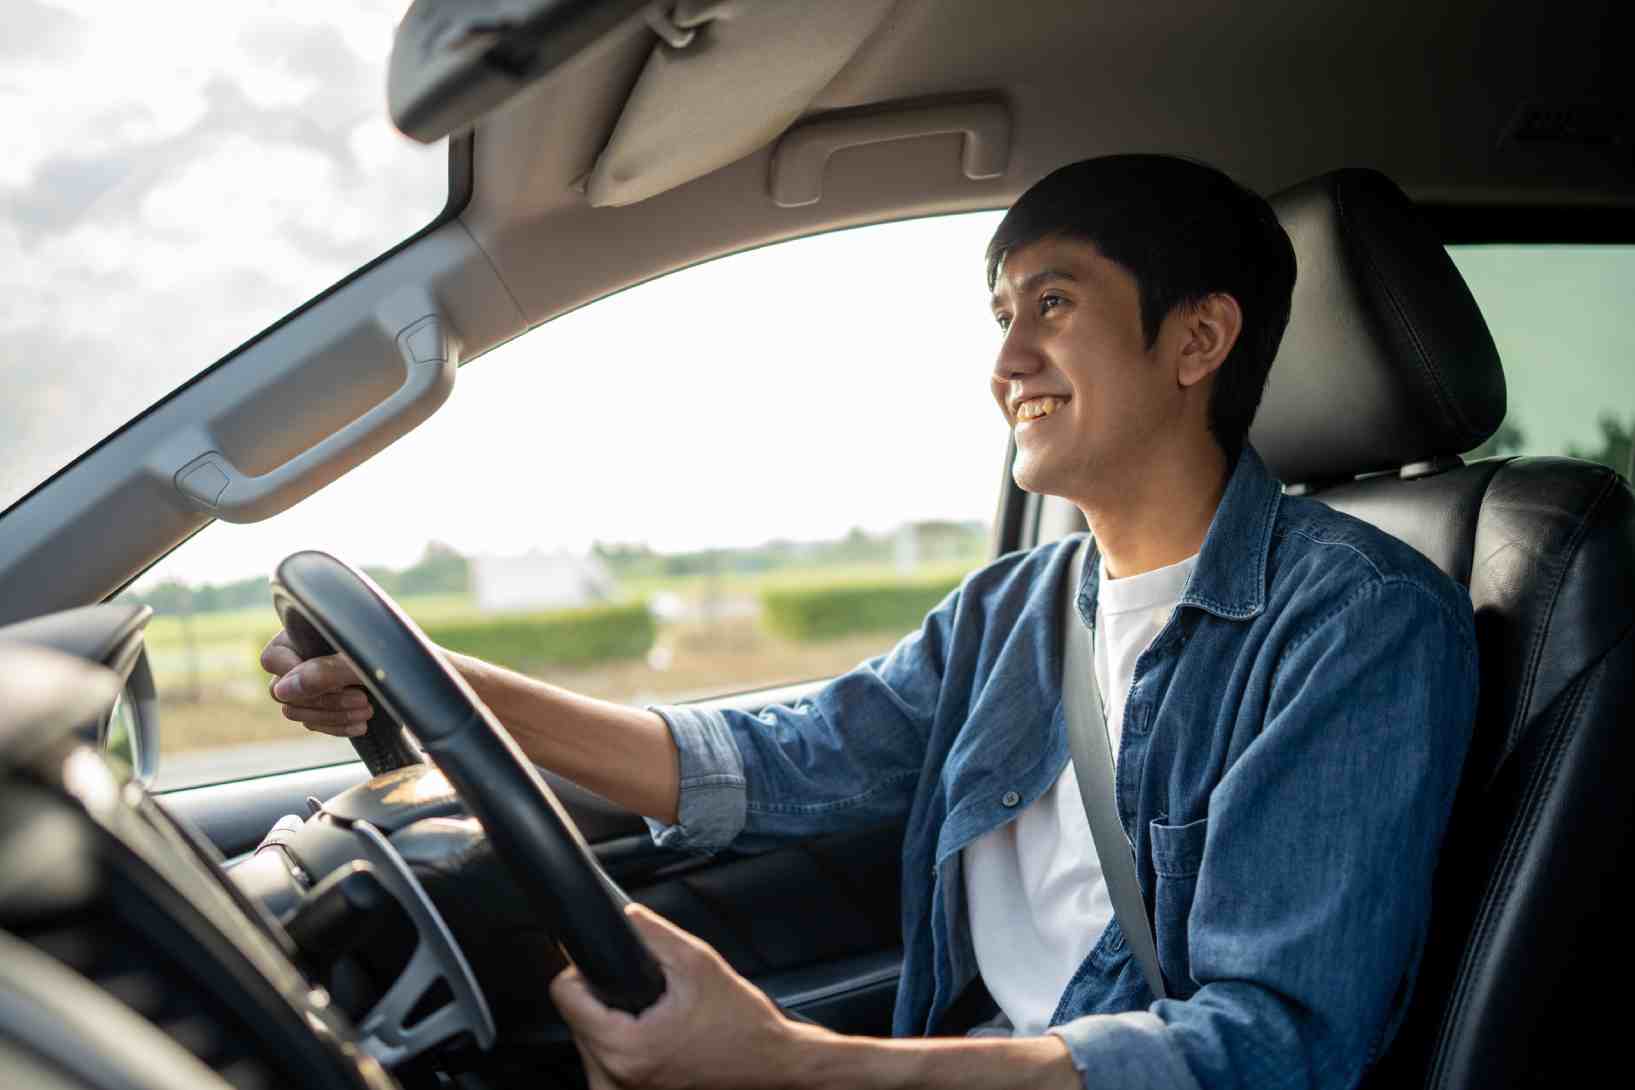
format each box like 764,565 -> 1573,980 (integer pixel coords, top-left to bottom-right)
270,549 -> 666,1015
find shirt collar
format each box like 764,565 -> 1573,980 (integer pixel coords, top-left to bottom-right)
1076,444 -> 1282,626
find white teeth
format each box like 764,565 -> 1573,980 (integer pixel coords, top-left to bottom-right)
1016,397 -> 1061,421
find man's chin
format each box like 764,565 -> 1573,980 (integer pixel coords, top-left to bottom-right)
1012,455 -> 1097,507
1011,460 -> 1063,498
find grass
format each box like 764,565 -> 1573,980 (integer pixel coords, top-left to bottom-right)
144,561 -> 966,781
143,592 -> 475,653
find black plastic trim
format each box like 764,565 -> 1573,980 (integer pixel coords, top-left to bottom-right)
0,602 -> 152,665
1424,203 -> 1635,245
761,949 -> 902,1011
989,434 -> 1028,556
160,763 -> 372,858
0,932 -> 235,1090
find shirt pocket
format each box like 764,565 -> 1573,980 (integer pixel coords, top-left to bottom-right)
1147,815 -> 1209,998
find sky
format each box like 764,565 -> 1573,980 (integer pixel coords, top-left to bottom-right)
0,0 -> 446,520
2,3 -> 1629,591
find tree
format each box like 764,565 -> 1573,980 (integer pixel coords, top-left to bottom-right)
1466,417 -> 1526,461
1567,412 -> 1634,477
394,541 -> 471,596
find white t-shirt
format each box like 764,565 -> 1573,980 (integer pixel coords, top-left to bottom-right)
962,549 -> 1198,1036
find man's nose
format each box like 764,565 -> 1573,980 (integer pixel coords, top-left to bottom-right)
992,321 -> 1043,383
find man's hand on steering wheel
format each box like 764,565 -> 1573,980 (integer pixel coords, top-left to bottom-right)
261,629 -> 374,736
551,904 -> 815,1090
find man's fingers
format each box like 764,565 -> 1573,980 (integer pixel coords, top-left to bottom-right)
267,673 -> 372,712
550,966 -> 632,1036
302,690 -> 370,712
260,640 -> 301,678
625,903 -> 708,948
262,629 -> 372,738
570,1037 -> 618,1090
622,903 -> 717,973
548,966 -> 592,1016
280,704 -> 369,736
270,653 -> 363,703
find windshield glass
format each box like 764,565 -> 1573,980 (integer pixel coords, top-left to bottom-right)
0,1 -> 447,514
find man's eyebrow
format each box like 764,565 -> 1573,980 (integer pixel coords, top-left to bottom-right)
990,268 -> 1078,308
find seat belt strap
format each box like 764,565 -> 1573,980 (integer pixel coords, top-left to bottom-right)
1061,537 -> 1168,1000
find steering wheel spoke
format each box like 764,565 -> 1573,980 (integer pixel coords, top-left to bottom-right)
346,818 -> 493,1065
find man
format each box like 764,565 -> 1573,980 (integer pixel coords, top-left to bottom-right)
265,155 -> 1477,1089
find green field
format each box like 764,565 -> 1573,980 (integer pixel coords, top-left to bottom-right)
142,557 -> 974,667
143,559 -> 979,776
608,557 -> 976,601
143,592 -> 477,656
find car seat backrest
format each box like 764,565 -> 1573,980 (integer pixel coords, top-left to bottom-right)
1259,170 -> 1635,1088
1027,167 -> 1632,1086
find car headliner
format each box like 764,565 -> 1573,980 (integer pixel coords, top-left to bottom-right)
460,0 -> 1628,332
0,0 -> 1625,625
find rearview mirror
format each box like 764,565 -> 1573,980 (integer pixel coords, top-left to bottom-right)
389,0 -> 651,143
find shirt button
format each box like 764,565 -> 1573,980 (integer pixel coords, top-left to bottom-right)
1001,790 -> 1021,808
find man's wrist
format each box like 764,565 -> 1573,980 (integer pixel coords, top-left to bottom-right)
436,645 -> 484,684
781,1022 -> 1077,1090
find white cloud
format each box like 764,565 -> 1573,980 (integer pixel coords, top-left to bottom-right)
0,2 -> 442,511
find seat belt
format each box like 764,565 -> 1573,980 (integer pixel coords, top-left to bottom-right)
1061,537 -> 1168,1000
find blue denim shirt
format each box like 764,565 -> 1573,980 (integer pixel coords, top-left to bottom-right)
647,446 -> 1478,1090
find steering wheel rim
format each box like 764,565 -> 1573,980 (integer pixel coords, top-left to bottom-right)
270,549 -> 666,1015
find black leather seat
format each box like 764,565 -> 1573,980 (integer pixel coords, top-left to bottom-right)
1249,169 -> 1634,1087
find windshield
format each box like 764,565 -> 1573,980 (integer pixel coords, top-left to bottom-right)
0,1 -> 447,514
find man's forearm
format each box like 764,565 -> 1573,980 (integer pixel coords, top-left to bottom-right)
785,1025 -> 1079,1090
440,649 -> 681,824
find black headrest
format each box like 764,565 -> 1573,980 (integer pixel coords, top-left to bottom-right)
1249,169 -> 1506,484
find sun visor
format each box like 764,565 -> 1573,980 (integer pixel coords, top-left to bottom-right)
584,0 -> 896,207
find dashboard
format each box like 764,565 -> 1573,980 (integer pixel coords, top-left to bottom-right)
0,606 -> 398,1090
0,600 -> 895,1090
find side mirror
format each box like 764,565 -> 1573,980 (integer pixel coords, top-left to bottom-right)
102,650 -> 160,787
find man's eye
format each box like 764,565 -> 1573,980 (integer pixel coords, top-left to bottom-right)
994,313 -> 1011,332
1040,293 -> 1065,314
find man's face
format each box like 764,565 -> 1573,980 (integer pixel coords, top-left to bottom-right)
989,237 -> 1186,502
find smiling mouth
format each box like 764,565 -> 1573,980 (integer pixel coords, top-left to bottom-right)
1015,396 -> 1066,422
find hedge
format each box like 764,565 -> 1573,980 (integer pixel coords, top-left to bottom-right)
760,574 -> 961,642
421,601 -> 655,670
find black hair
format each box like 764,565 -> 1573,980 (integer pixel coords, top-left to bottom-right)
986,154 -> 1296,462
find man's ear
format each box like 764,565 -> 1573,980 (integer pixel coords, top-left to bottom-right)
1175,292 -> 1244,389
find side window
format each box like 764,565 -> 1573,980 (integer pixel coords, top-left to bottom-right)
129,213 -> 1010,789
1451,244 -> 1633,475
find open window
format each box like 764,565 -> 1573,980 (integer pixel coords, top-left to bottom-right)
132,211 -> 1012,789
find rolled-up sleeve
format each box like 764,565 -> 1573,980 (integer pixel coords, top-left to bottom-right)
642,703 -> 751,853
1050,1011 -> 1205,1090
1049,579 -> 1477,1090
643,582 -> 963,856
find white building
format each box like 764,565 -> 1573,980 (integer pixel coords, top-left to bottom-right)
470,550 -> 615,613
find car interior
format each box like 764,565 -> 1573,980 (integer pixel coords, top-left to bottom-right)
1,2 -> 1629,1088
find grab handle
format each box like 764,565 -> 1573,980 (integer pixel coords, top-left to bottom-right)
769,101 -> 1011,208
171,315 -> 455,523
